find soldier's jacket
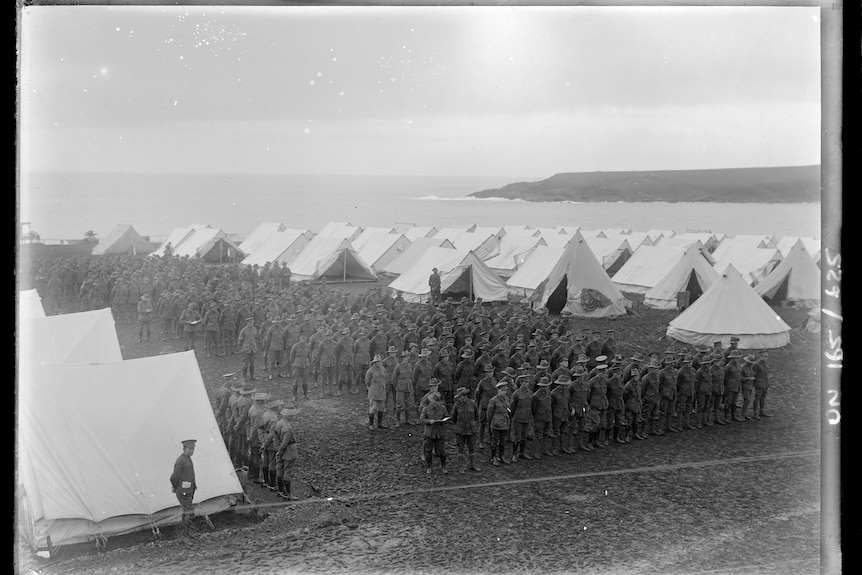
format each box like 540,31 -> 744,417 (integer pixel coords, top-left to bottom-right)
336,335 -> 355,366
623,379 -> 642,413
392,360 -> 415,392
157,295 -> 173,318
695,367 -> 713,395
412,358 -> 433,391
233,394 -> 252,432
710,364 -> 725,395
289,340 -> 311,368
658,367 -> 677,400
740,363 -> 755,389
432,359 -> 455,391
588,375 -> 609,410
247,402 -> 264,443
419,402 -> 449,439
754,360 -> 769,389
473,355 -> 493,379
381,355 -> 399,386
723,362 -> 742,392
569,378 -> 590,415
388,331 -> 405,353
676,366 -> 696,396
486,394 -> 511,430
641,372 -> 660,401
220,306 -> 239,335
509,386 -> 533,423
474,376 -> 497,410
450,396 -> 479,436
315,336 -> 339,368
370,333 -> 389,359
213,384 -> 232,423
353,336 -> 372,366
265,323 -> 286,351
606,373 -> 625,410
507,351 -> 525,370
403,331 -> 420,350
259,409 -> 278,449
238,325 -> 258,353
550,385 -> 570,422
531,388 -> 553,423
203,308 -> 221,331
454,359 -> 477,389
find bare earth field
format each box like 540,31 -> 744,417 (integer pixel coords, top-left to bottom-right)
17,290 -> 822,575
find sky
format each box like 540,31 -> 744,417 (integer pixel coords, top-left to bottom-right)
19,5 -> 822,177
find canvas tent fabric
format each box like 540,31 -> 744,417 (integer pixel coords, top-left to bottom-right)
776,236 -> 821,262
402,226 -> 438,241
613,244 -> 702,295
754,240 -> 820,307
441,231 -> 500,261
645,229 -> 675,242
388,247 -> 509,303
670,232 -> 719,252
625,232 -> 654,251
17,351 -> 243,550
379,237 -> 456,277
666,264 -> 791,349
583,237 -> 634,275
240,229 -> 312,267
351,227 -> 397,251
471,226 -> 506,240
712,246 -> 783,286
170,227 -> 226,258
507,233 -> 626,318
654,238 -> 716,263
288,236 -> 377,282
356,233 -> 412,271
92,224 -> 155,256
19,309 -> 123,368
19,290 -> 46,319
316,223 -> 362,242
237,222 -> 287,256
484,234 -> 547,278
152,224 -> 212,257
537,233 -> 573,248
196,236 -> 245,263
643,246 -> 721,310
712,235 -> 778,260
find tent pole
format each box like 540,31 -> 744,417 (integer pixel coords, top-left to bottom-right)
343,250 -> 347,284
469,267 -> 473,301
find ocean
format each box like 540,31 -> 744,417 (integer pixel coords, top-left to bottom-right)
19,171 -> 822,242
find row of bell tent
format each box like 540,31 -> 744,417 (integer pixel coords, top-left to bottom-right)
90,222 -> 820,316
16,299 -> 243,553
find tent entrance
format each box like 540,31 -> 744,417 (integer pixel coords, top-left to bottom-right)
685,270 -> 705,304
546,275 -> 568,314
318,250 -> 376,283
444,267 -> 473,301
763,274 -> 790,305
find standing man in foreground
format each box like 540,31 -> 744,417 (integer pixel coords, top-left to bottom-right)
429,267 -> 442,305
170,439 -> 198,544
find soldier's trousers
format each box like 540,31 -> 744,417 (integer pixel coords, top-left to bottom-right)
606,407 -> 624,431
741,385 -> 754,418
753,388 -> 768,416
234,433 -> 248,467
337,365 -> 352,390
659,397 -> 675,429
355,365 -> 369,389
724,390 -> 741,419
676,395 -> 693,426
320,366 -> 336,394
242,352 -> 256,379
642,398 -> 659,428
697,392 -> 711,423
175,490 -> 195,539
490,428 -> 508,460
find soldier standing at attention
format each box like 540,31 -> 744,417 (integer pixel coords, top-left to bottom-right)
365,354 -> 389,430
419,392 -> 450,475
606,363 -> 627,444
274,406 -> 301,500
753,350 -> 772,419
392,350 -> 416,427
587,363 -> 610,449
170,439 -> 198,544
568,365 -> 591,451
658,355 -> 680,433
486,381 -> 512,466
695,356 -> 714,428
336,327 -> 355,396
178,302 -> 202,352
450,386 -> 481,474
289,333 -> 312,401
740,353 -> 757,420
710,352 -> 727,425
531,377 -> 554,458
238,317 -> 259,381
550,375 -> 572,454
473,364 -> 497,450
428,267 -> 442,305
723,350 -> 744,422
202,301 -> 221,358
641,359 -> 662,436
623,368 -> 645,441
137,293 -> 154,343
675,355 -> 696,430
508,375 -> 533,463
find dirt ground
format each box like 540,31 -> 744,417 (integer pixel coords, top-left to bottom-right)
17,290 -> 823,575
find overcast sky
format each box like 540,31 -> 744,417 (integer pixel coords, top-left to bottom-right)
19,5 -> 821,177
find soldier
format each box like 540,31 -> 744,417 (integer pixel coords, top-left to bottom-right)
551,357 -> 570,384
710,352 -> 727,425
315,329 -> 339,398
753,350 -> 771,419
225,381 -> 243,461
157,290 -> 174,340
584,331 -> 604,369
232,383 -> 256,469
675,355 -> 696,430
289,333 -> 312,401
382,345 -> 400,415
550,375 -> 572,454
178,302 -> 202,352
258,398 -> 283,488
486,380 -> 512,466
641,359 -> 662,435
169,439 -> 198,544
695,356 -> 714,428
568,364 -> 591,452
365,354 -> 389,430
137,293 -> 154,343
263,316 -> 287,380
336,327 -> 355,396
392,350 -> 417,427
723,349 -> 743,422
238,317 -> 259,381
432,349 -> 456,411
110,277 -> 128,324
508,342 -> 526,371
722,336 -> 741,364
219,299 -> 239,355
740,353 -> 757,420
213,372 -> 237,438
353,328 -> 372,395
601,330 -> 617,358
658,355 -> 680,433
587,363 -> 610,449
474,364 -> 497,450
623,368 -> 645,441
508,375 -> 533,463
419,392 -> 450,475
274,406 -> 301,500
202,301 -> 221,358
453,348 -> 477,410
530,376 -> 553,458
450,386 -> 481,474
606,363 -> 627,444
246,390 -> 269,484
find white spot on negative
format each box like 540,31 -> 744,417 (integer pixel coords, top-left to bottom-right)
304,128 -> 310,134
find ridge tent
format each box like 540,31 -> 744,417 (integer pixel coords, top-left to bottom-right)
506,246 -> 566,298
351,227 -> 397,251
434,229 -> 500,261
317,222 -> 363,242
355,232 -> 412,271
237,222 -> 287,256
288,236 -> 377,282
17,351 -> 243,551
662,233 -> 719,253
712,246 -> 783,286
151,224 -> 210,257
613,243 -> 711,295
507,232 -> 626,318
530,227 -> 566,237
471,226 -> 506,240
712,235 -> 778,260
484,234 -> 548,278
387,247 -> 508,303
169,227 -> 225,258
624,231 -> 655,251
538,233 -> 574,248
92,224 -> 155,256
402,226 -> 438,241
654,237 -> 717,263
583,237 -> 634,276
645,229 -> 675,242
240,229 -> 312,268
599,228 -> 631,237
195,235 -> 245,264
754,239 -> 821,308
19,290 -> 46,319
379,237 -> 456,277
666,264 -> 791,349
642,246 -> 721,310
19,308 -> 123,367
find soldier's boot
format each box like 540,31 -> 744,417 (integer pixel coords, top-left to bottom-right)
530,438 -> 542,460
601,428 -> 611,447
667,413 -> 680,433
686,411 -> 698,430
261,466 -> 270,488
469,453 -> 480,471
563,433 -> 575,454
457,454 -> 466,475
545,435 -> 557,457
393,409 -> 402,428
652,418 -> 664,435
376,412 -> 389,429
615,425 -> 627,444
580,432 -> 593,452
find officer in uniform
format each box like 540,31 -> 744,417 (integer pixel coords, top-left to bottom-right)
753,350 -> 771,419
170,439 -> 198,543
486,380 -> 512,466
530,376 -> 553,458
